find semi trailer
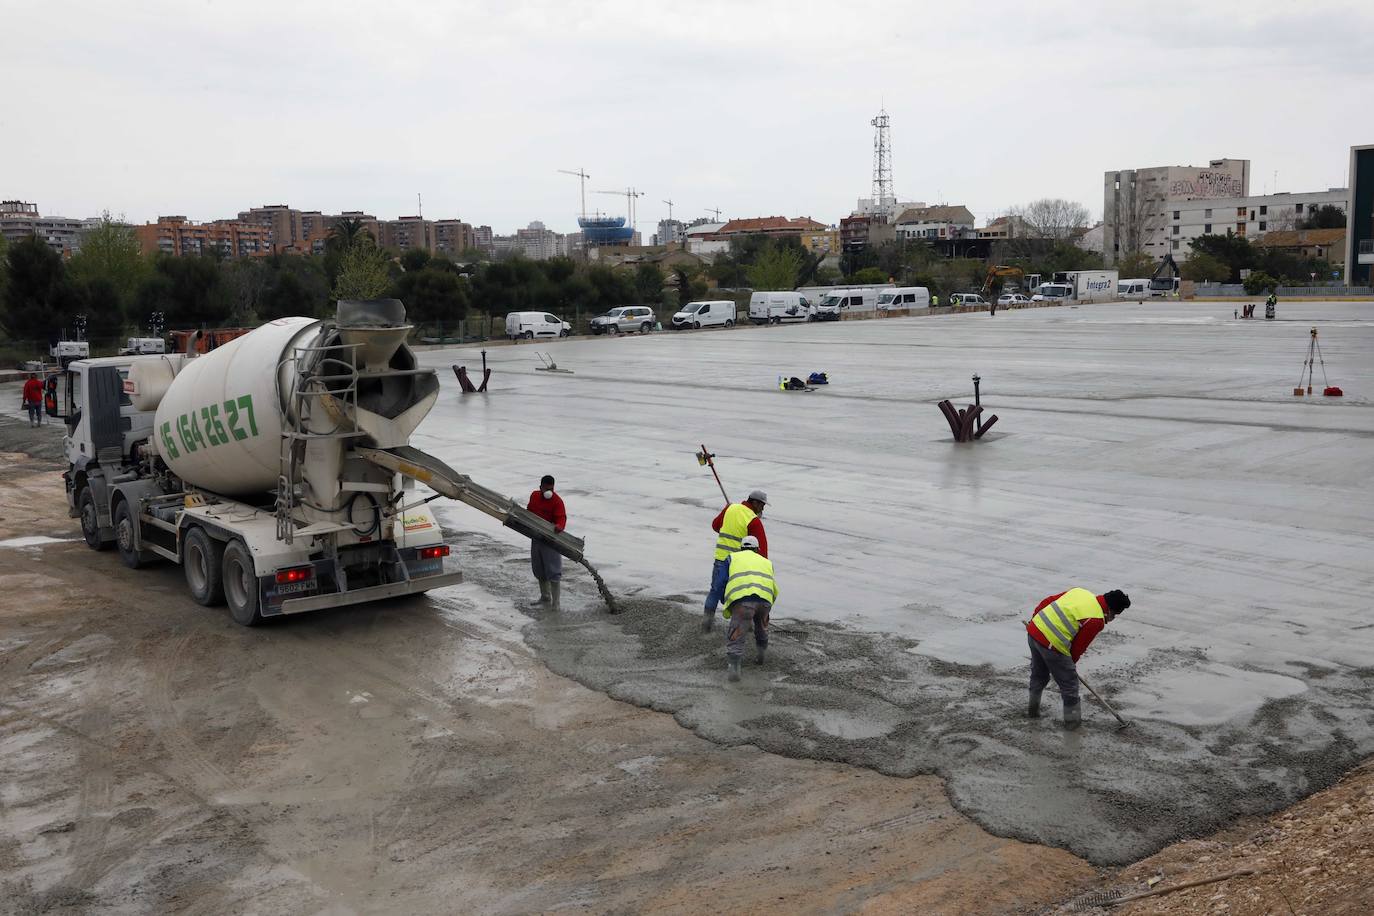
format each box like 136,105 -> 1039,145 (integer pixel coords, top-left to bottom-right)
53,299 -> 584,625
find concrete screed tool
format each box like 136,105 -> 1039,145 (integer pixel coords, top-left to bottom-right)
1078,673 -> 1132,730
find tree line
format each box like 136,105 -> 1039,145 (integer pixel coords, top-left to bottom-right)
0,218 -> 682,347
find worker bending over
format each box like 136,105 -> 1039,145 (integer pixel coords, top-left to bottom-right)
722,535 -> 777,682
703,489 -> 769,632
527,475 -> 567,611
1026,587 -> 1131,728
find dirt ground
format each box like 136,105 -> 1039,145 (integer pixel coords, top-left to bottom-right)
0,416 -> 1093,914
1,411 -> 1370,915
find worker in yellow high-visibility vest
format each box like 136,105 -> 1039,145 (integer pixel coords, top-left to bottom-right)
703,490 -> 768,632
722,535 -> 777,682
1026,588 -> 1131,728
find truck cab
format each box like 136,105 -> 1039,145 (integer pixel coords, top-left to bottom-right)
52,357 -> 156,545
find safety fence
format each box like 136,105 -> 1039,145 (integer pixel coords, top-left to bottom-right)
1192,284 -> 1374,298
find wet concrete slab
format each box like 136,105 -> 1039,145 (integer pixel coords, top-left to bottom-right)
411,300 -> 1374,864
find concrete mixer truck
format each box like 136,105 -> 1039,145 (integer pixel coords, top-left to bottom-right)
51,299 -> 586,625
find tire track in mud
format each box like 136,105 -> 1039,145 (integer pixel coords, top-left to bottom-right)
142,632 -> 236,794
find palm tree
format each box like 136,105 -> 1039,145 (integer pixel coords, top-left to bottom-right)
327,218 -> 373,253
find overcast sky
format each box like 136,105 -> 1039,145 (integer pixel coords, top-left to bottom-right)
4,0 -> 1370,234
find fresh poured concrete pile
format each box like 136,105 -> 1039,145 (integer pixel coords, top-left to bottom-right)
418,301 -> 1374,865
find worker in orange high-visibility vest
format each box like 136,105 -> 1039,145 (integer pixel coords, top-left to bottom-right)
1026,588 -> 1131,728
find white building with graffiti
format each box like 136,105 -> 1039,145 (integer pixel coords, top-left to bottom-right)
1102,158 -> 1250,264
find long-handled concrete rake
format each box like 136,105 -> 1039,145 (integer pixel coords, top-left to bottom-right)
1078,674 -> 1131,730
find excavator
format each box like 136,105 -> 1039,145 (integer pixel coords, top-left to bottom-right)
1150,253 -> 1181,297
980,264 -> 1025,297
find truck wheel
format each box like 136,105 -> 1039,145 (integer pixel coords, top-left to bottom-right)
560,329 -> 569,338
78,487 -> 109,551
184,526 -> 225,606
222,539 -> 262,626
725,319 -> 734,328
692,320 -> 701,329
523,331 -> 533,340
113,500 -> 151,570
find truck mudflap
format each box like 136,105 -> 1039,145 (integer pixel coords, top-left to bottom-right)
356,445 -> 587,561
276,570 -> 464,616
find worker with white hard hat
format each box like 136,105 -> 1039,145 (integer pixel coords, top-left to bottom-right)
722,534 -> 778,682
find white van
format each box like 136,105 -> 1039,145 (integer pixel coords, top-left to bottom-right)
1118,278 -> 1150,299
671,299 -> 737,330
749,291 -> 812,325
505,311 -> 571,340
875,287 -> 931,311
813,288 -> 876,320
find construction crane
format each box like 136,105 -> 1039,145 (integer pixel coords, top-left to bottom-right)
662,199 -> 674,221
594,187 -> 645,230
704,207 -> 722,221
981,264 -> 1025,297
557,168 -> 591,220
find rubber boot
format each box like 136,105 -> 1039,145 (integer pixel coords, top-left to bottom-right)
1028,690 -> 1042,718
755,645 -> 766,666
1063,702 -> 1082,730
727,656 -> 741,682
549,581 -> 561,612
702,610 -> 715,633
528,579 -> 551,608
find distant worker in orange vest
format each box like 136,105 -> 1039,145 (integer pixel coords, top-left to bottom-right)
1026,588 -> 1131,728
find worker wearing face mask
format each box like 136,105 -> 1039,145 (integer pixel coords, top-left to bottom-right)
527,475 -> 567,611
703,489 -> 769,632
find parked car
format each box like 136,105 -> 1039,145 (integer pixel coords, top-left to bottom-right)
996,293 -> 1031,307
505,311 -> 571,340
748,291 -> 812,324
589,306 -> 657,335
949,293 -> 988,306
671,300 -> 737,330
876,287 -> 931,310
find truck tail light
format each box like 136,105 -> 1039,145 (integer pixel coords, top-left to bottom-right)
419,545 -> 450,560
275,566 -> 314,584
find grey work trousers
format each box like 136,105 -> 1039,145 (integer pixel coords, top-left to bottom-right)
531,540 -> 563,582
725,598 -> 771,658
1027,633 -> 1080,707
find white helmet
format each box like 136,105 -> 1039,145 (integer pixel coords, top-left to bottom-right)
739,535 -> 759,551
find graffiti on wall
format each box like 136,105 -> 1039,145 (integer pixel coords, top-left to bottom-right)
1169,170 -> 1245,199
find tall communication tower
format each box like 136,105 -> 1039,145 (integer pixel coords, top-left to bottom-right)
871,109 -> 893,216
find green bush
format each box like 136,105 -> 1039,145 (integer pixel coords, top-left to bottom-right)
1242,272 -> 1277,295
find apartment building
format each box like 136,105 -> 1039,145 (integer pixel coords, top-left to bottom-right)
378,216 -> 432,252
238,204 -> 304,253
134,216 -> 271,258
892,205 -> 975,241
0,200 -> 89,255
514,221 -> 563,260
1164,188 -> 1347,256
433,219 -> 476,257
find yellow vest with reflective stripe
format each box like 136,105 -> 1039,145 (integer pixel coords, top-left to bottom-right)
724,549 -> 777,607
713,502 -> 757,561
1030,588 -> 1103,656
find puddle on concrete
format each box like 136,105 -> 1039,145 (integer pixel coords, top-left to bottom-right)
0,536 -> 73,549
